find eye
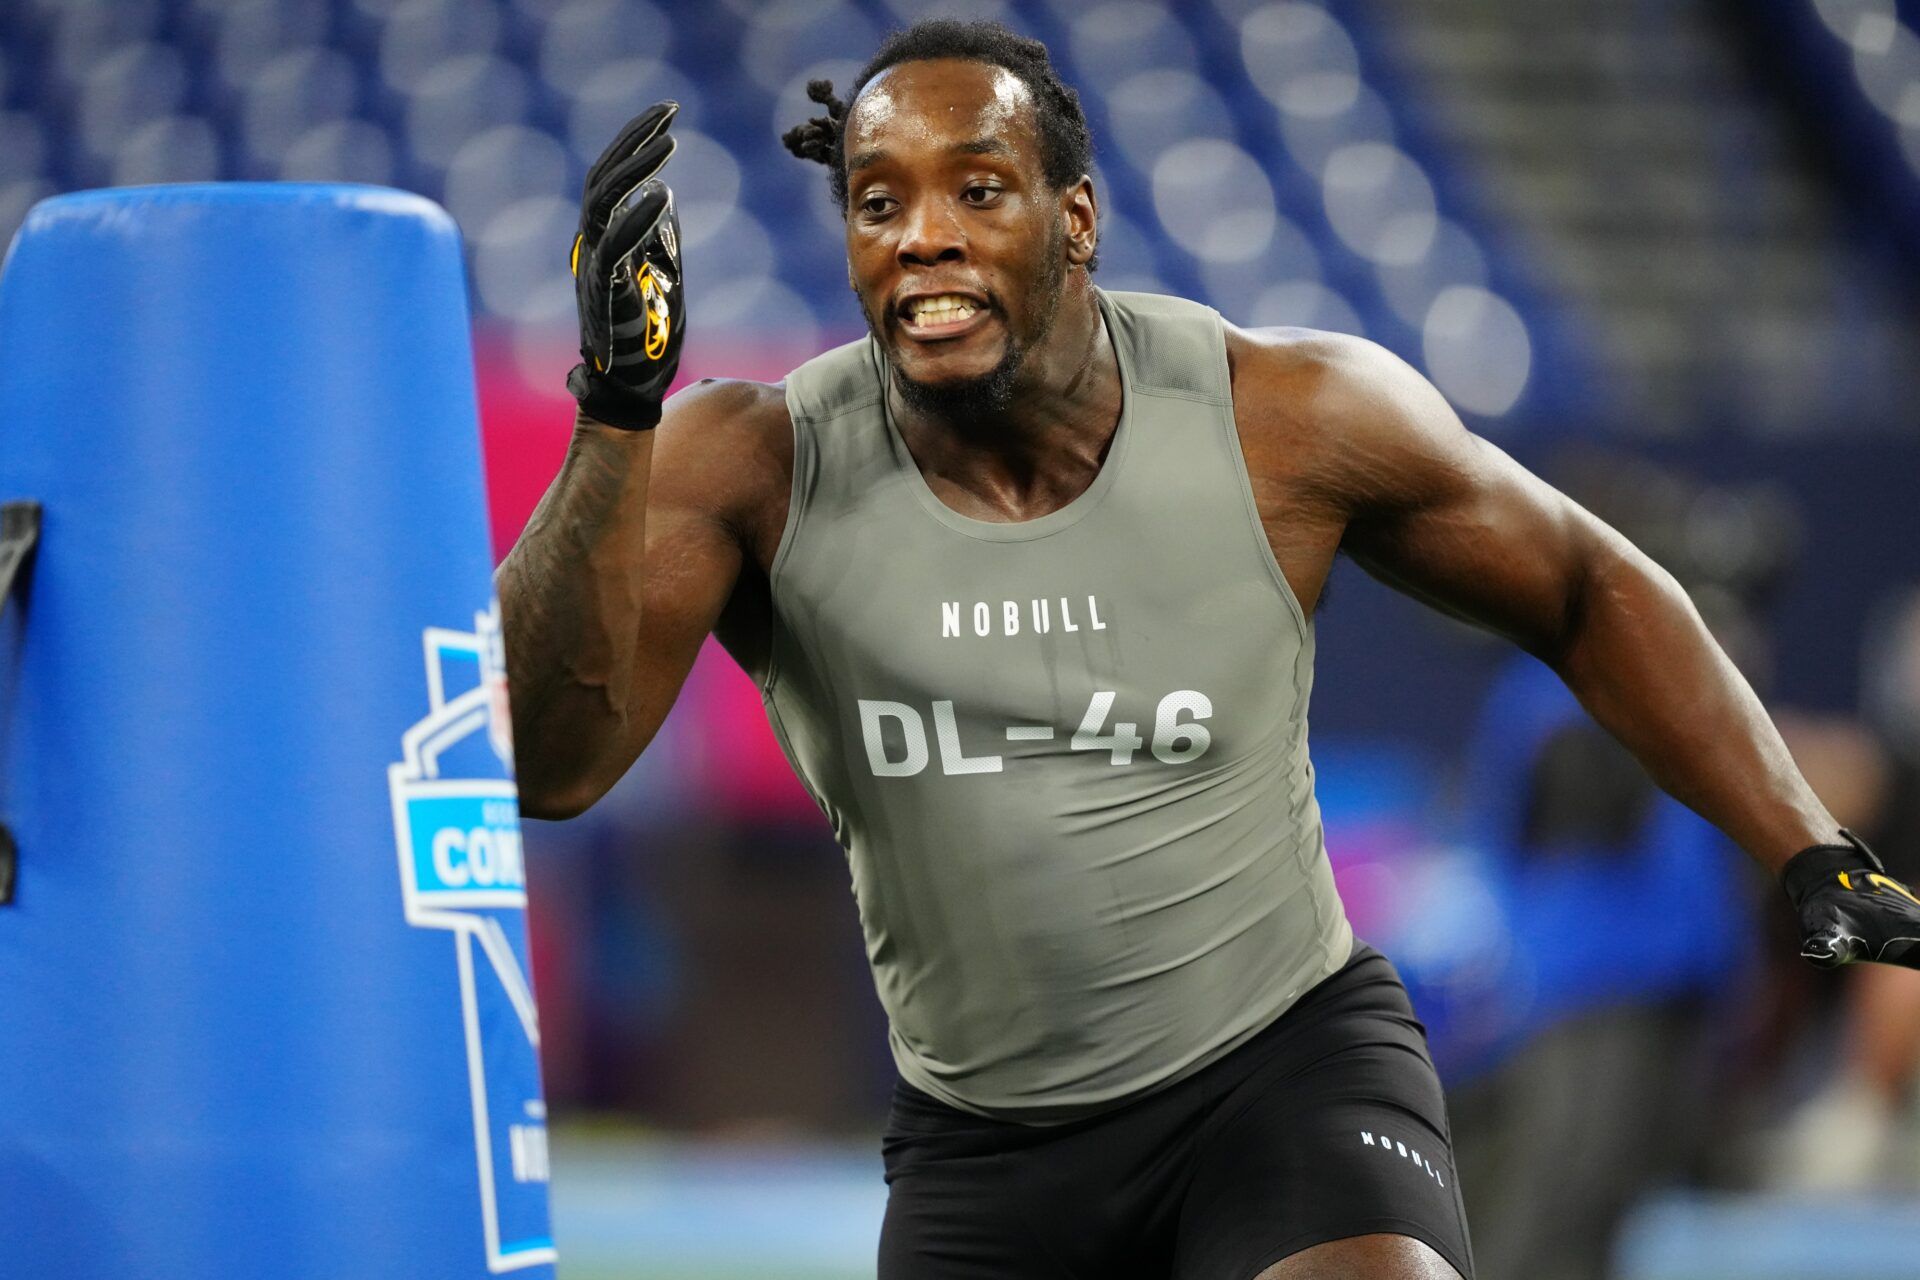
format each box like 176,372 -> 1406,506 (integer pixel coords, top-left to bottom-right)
859,193 -> 897,217
962,184 -> 1000,204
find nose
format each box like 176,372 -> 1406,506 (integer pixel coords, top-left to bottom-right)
896,197 -> 964,268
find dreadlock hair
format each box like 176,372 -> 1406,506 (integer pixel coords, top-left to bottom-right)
780,19 -> 1097,259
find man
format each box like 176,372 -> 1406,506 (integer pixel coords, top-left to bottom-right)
499,19 -> 1920,1280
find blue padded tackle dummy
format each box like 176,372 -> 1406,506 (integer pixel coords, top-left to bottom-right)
0,185 -> 555,1278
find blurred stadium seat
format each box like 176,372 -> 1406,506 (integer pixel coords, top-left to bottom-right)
1,0 -> 1907,437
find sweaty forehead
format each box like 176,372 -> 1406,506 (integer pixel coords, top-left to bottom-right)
845,60 -> 1038,163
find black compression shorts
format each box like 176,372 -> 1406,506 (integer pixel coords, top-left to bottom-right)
878,942 -> 1475,1279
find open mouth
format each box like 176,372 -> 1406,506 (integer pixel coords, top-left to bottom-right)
898,293 -> 993,342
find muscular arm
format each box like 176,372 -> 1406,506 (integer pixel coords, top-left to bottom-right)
1241,330 -> 1836,872
495,379 -> 787,819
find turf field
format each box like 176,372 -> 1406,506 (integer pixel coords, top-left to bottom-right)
551,1129 -> 884,1279
548,1129 -> 1920,1279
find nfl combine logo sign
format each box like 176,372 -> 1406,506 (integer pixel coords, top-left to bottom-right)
388,602 -> 555,1273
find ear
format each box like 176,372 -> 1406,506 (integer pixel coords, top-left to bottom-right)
1062,176 -> 1097,267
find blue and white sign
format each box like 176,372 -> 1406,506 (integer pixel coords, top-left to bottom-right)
388,602 -> 556,1273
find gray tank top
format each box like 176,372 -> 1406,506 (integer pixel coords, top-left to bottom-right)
763,288 -> 1353,1124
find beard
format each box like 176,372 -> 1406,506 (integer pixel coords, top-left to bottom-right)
890,317 -> 1024,420
863,228 -> 1068,424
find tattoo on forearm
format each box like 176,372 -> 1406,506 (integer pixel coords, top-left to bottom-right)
496,429 -> 647,733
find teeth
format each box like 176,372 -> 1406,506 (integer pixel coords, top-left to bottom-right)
909,294 -> 979,324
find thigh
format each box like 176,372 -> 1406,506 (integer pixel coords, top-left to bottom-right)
1173,1027 -> 1475,1280
879,1067 -> 1205,1280
879,1086 -> 1088,1280
878,1156 -> 1071,1280
1251,1232 -> 1465,1279
878,1102 -> 1185,1280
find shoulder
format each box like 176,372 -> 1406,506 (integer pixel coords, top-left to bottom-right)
660,374 -> 790,428
659,375 -> 792,458
652,376 -> 794,564
1223,323 -> 1447,434
1221,322 -> 1477,511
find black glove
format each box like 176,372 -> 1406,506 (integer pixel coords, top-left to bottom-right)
567,100 -> 685,431
1782,829 -> 1920,968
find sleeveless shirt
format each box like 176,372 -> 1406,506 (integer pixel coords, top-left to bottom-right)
762,288 -> 1353,1124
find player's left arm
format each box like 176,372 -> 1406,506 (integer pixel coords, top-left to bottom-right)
1275,332 -> 1916,967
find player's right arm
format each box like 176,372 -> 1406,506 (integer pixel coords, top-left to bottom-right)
497,100 -> 782,819
497,382 -> 781,820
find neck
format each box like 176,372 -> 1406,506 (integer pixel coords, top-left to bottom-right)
887,282 -> 1121,519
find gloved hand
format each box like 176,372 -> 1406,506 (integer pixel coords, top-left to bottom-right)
567,100 -> 685,431
1782,829 -> 1920,967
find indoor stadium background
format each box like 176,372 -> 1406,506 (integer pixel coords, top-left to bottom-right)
4,0 -> 1919,1276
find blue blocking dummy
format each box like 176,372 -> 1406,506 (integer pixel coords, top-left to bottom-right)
0,186 -> 555,1277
